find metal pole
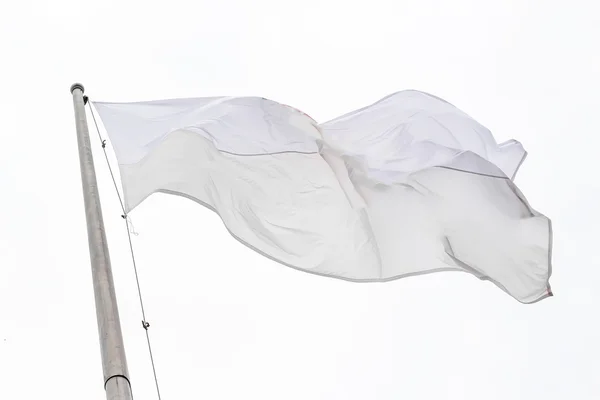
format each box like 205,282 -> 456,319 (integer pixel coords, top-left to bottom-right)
70,83 -> 133,400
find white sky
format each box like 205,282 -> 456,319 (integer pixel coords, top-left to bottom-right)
1,0 -> 598,399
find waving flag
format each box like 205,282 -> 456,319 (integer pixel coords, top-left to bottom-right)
93,90 -> 552,303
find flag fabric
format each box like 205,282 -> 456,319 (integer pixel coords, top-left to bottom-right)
92,90 -> 552,303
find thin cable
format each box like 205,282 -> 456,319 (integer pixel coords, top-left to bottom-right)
87,101 -> 163,400
88,102 -> 126,215
125,218 -> 162,400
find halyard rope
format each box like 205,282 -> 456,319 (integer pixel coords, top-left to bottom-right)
88,100 -> 162,400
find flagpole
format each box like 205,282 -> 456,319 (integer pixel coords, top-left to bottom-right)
70,83 -> 133,400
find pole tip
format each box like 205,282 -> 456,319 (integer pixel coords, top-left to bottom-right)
70,83 -> 85,94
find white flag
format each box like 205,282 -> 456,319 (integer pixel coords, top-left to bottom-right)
93,90 -> 552,303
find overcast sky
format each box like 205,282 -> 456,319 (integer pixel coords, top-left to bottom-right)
1,1 -> 599,399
